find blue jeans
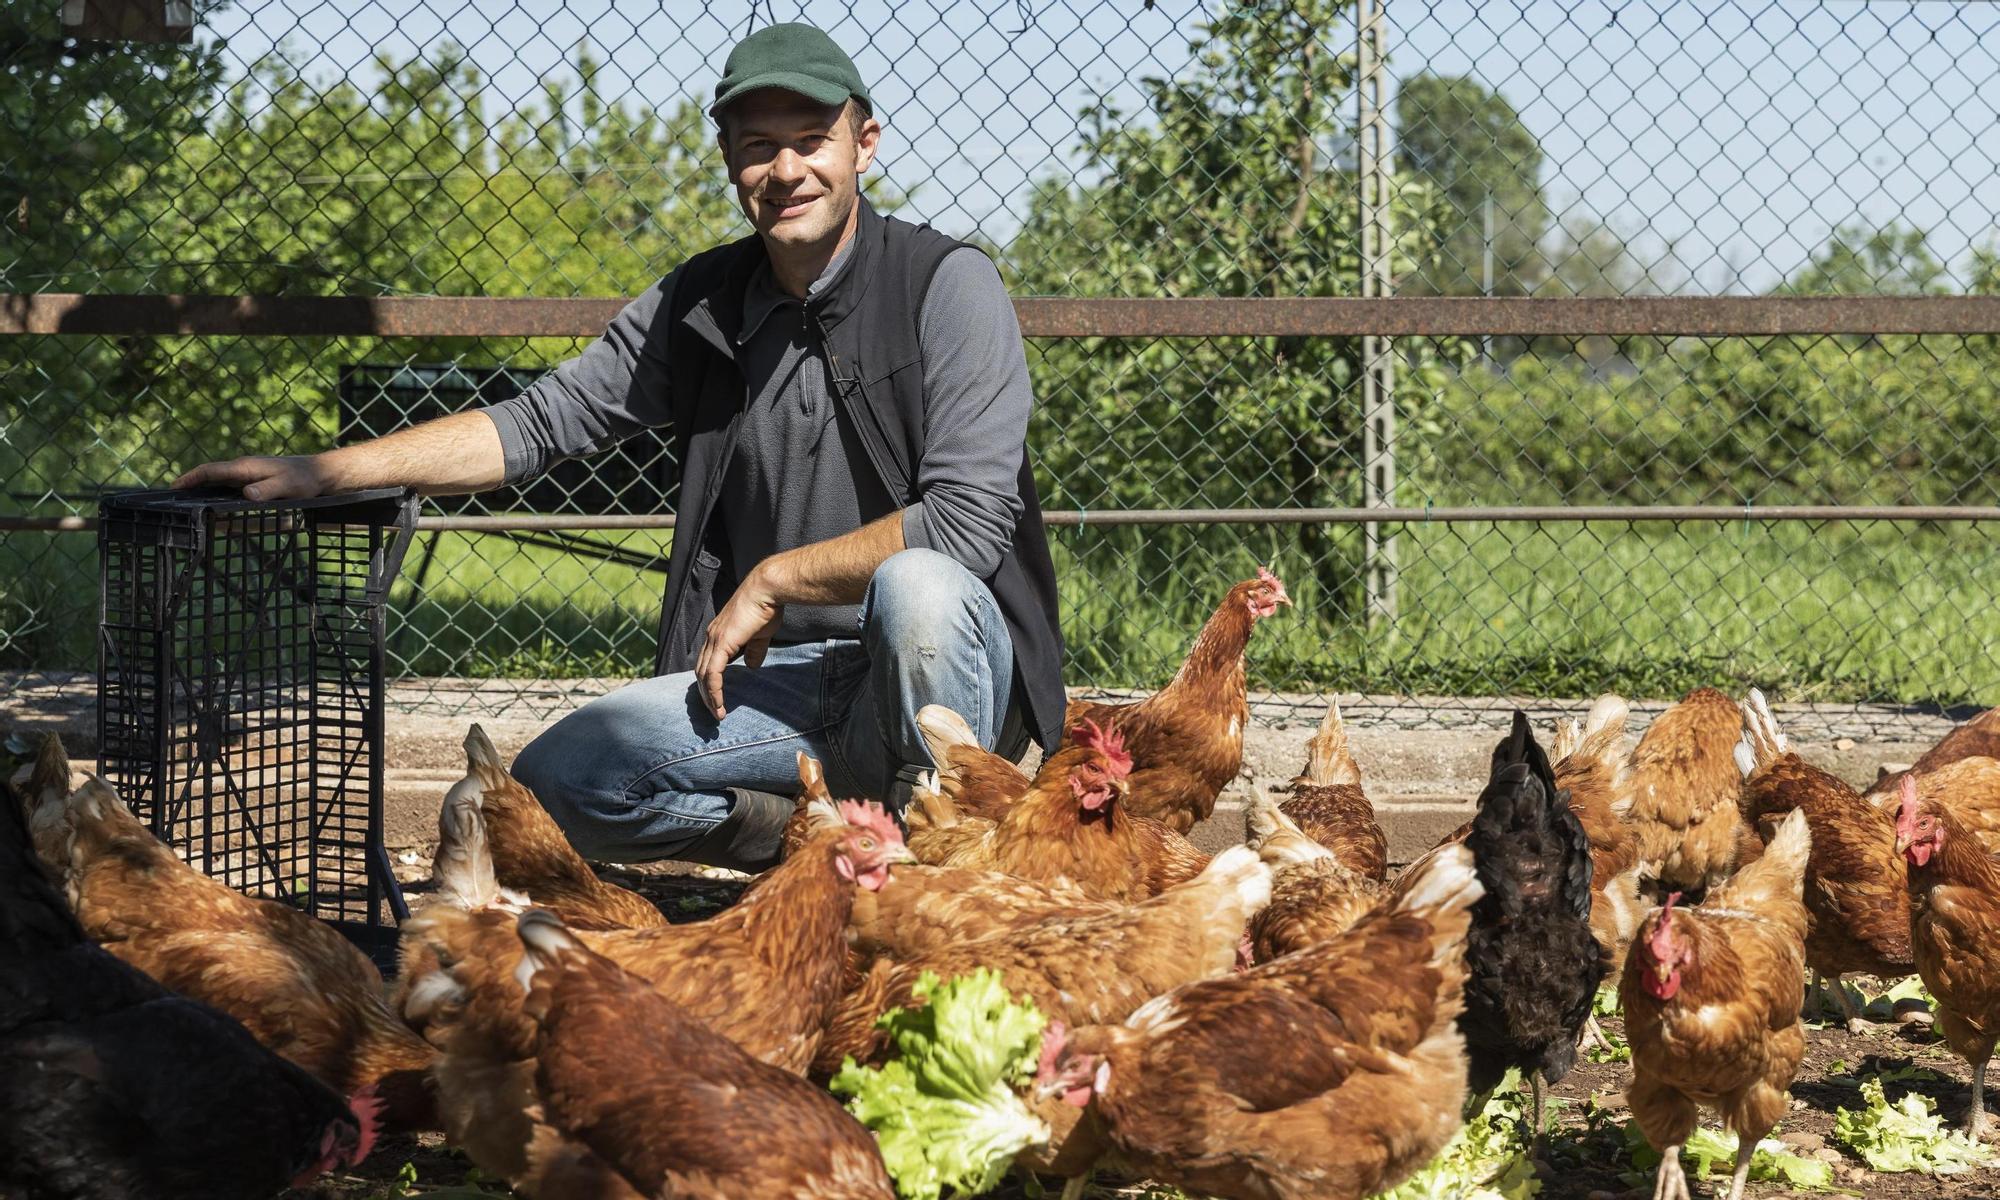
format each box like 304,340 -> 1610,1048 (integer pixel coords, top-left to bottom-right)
511,549 -> 1024,866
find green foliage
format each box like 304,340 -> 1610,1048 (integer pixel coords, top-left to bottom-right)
1784,222 -> 1947,296
1394,72 -> 1548,297
1374,1075 -> 1539,1200
830,971 -> 1050,1200
1832,1077 -> 1997,1174
1410,336 -> 2000,507
1009,0 -> 1472,614
1622,1123 -> 1834,1191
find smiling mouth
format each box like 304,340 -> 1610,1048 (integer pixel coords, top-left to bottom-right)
762,194 -> 820,216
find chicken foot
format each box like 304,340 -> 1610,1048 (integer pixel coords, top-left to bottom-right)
1651,1145 -> 1691,1200
1810,971 -> 1868,1034
1581,1014 -> 1615,1055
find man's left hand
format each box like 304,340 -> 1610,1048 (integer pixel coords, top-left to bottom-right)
696,571 -> 784,720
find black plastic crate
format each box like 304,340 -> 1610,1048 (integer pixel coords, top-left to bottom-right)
96,487 -> 419,967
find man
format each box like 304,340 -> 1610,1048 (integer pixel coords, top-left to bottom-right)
175,23 -> 1063,871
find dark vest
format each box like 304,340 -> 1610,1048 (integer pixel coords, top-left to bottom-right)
651,199 -> 1066,752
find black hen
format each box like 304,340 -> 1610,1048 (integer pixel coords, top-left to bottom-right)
1458,710 -> 1603,1135
1,772 -> 374,1200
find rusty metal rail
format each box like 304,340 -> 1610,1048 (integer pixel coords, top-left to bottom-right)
10,505 -> 2000,534
8,294 -> 2000,338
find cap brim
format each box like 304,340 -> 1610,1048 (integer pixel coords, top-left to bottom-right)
711,71 -> 855,117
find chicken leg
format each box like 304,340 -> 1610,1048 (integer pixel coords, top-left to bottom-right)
1652,1145 -> 1691,1200
1529,1073 -> 1547,1147
1827,973 -> 1867,1034
1725,1130 -> 1758,1200
1058,1172 -> 1091,1200
1967,1059 -> 1989,1141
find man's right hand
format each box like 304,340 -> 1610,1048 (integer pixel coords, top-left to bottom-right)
172,455 -> 335,502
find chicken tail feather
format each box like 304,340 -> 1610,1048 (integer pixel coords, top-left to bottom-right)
1549,717 -> 1584,762
1710,807 -> 1810,916
463,723 -> 508,789
1193,844 -> 1274,915
1735,688 -> 1788,776
1300,701 -> 1362,786
435,770 -> 504,910
1385,843 -> 1485,967
514,908 -> 585,990
0,764 -> 84,955
16,733 -> 77,867
1243,789 -> 1332,866
916,704 -> 979,772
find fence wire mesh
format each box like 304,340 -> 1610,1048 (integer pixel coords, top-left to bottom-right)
5,0 -> 2000,731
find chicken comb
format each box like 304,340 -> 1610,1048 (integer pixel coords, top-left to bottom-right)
1647,891 -> 1683,958
345,1085 -> 384,1166
1894,774 -> 1921,836
836,798 -> 905,847
1070,719 -> 1133,779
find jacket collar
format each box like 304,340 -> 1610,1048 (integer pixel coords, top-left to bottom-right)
681,197 -> 885,360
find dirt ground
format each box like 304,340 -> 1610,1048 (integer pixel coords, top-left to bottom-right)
286,873 -> 2000,1200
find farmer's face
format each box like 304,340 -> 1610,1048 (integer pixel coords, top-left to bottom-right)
720,91 -> 879,251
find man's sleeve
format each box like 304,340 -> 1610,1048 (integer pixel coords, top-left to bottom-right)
479,274 -> 678,486
903,248 -> 1031,578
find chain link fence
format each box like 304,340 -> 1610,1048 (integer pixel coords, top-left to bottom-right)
5,0 -> 1999,732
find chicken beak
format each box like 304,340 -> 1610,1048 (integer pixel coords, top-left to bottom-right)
884,843 -> 917,866
1652,961 -> 1674,985
1893,832 -> 1911,856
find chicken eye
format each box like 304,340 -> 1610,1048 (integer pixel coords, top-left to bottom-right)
857,837 -> 876,851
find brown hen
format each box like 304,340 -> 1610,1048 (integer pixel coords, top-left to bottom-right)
1274,702 -> 1387,881
399,801 -> 911,1190
1062,568 -> 1290,832
1870,705 -> 2000,800
449,725 -> 666,931
1622,808 -> 1811,1200
908,722 -> 1207,900
1242,790 -> 1385,963
1735,688 -> 1912,1032
517,911 -> 895,1200
1869,755 -> 2000,856
1896,776 -> 2000,1140
914,704 -> 1034,822
1031,844 -> 1484,1200
1626,686 -> 1746,894
25,739 -> 437,1132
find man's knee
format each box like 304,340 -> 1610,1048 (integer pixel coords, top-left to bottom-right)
863,548 -> 982,650
510,724 -> 594,834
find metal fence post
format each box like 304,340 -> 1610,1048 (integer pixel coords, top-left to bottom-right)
1356,0 -> 1398,624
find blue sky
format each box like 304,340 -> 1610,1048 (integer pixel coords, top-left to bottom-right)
204,0 -> 1999,293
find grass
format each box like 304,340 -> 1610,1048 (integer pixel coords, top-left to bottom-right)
5,518 -> 1998,707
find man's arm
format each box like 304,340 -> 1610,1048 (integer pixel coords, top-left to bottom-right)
172,410 -> 506,499
174,275 -> 679,499
694,510 -> 904,720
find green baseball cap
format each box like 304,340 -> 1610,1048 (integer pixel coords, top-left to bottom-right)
710,23 -> 873,120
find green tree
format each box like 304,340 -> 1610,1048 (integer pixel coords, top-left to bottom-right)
1393,72 -> 1547,296
1008,0 -> 1465,657
1783,222 -> 1945,295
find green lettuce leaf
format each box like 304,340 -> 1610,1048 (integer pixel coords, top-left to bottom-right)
1374,1076 -> 1540,1200
830,970 -> 1051,1200
1832,1077 -> 1995,1175
1623,1123 -> 1832,1191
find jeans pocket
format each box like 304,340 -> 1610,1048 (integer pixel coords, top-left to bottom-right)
817,638 -> 870,711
